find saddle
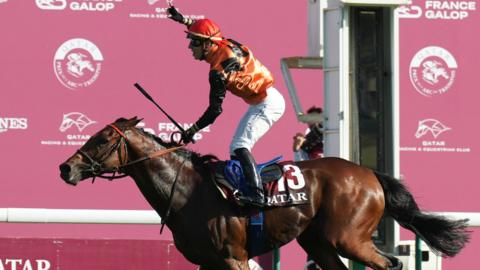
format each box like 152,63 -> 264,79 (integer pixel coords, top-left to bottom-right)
210,156 -> 309,207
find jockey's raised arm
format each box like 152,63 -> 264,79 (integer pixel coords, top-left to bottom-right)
165,5 -> 286,207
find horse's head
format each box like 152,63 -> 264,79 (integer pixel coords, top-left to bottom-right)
59,117 -> 141,185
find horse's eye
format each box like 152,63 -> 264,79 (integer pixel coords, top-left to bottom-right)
97,137 -> 109,145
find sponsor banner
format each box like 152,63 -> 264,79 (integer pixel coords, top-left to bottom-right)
34,0 -> 205,19
397,3 -> 479,268
400,118 -> 471,153
398,1 -> 477,20
0,117 -> 28,134
0,238 -> 196,270
39,116 -> 210,147
128,1 -> 205,20
2,0 -> 479,269
35,0 -> 123,12
409,46 -> 457,97
40,113 -> 96,146
53,38 -> 103,90
138,121 -> 211,142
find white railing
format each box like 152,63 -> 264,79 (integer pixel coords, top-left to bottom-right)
2,209 -> 477,226
431,212 -> 480,226
0,208 -> 161,224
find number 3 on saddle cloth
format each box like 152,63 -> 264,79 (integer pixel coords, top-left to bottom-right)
211,156 -> 310,207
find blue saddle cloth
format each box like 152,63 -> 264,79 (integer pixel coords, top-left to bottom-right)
223,155 -> 282,195
221,155 -> 282,257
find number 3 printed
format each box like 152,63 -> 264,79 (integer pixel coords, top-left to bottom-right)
278,165 -> 305,191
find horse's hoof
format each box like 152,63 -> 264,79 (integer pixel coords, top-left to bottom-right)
388,259 -> 403,270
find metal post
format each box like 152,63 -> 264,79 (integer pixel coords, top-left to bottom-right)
415,236 -> 422,270
273,248 -> 280,270
352,262 -> 365,270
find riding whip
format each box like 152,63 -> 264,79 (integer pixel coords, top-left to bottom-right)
133,83 -> 195,143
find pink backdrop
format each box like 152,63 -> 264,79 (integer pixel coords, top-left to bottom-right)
1,0 -> 479,269
0,1 -> 320,269
398,1 -> 480,269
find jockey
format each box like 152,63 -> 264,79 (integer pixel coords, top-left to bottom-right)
167,7 -> 285,207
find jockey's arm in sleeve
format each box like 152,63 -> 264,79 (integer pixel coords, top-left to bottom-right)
167,6 -> 194,27
195,70 -> 226,130
183,70 -> 226,142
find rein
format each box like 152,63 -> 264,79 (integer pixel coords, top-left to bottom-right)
78,124 -> 183,182
160,157 -> 187,234
80,123 -> 186,233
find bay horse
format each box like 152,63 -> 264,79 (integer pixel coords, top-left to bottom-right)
59,117 -> 469,270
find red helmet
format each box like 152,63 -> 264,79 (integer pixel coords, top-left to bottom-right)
185,19 -> 223,42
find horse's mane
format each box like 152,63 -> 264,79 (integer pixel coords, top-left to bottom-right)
135,126 -> 220,167
114,117 -> 219,169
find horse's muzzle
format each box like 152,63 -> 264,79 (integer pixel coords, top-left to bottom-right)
59,163 -> 78,185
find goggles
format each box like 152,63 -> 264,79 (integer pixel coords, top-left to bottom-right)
189,38 -> 204,47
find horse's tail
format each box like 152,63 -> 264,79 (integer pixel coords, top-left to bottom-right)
374,172 -> 470,257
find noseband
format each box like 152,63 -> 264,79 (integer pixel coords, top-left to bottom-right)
77,124 -> 183,183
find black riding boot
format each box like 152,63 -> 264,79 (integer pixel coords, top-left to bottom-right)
234,148 -> 265,207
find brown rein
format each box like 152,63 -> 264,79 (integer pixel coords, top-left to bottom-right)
78,124 -> 183,182
110,123 -> 186,233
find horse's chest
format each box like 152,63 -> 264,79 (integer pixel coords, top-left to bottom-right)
172,230 -> 216,264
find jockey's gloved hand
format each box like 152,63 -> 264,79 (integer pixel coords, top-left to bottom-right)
167,6 -> 185,23
182,124 -> 199,144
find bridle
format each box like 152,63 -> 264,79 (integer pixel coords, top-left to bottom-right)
78,123 -> 185,232
77,123 -> 183,183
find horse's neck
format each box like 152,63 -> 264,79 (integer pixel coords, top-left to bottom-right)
125,132 -> 197,217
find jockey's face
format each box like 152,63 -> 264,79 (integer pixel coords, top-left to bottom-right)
187,36 -> 212,61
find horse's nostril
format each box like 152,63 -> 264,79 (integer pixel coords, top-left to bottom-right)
59,163 -> 71,175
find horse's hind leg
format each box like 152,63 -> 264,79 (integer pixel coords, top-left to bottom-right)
338,239 -> 402,270
375,248 -> 403,270
297,226 -> 348,270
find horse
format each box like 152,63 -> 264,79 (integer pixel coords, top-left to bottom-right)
59,117 -> 470,270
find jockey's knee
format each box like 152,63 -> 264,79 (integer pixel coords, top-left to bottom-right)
229,143 -> 252,156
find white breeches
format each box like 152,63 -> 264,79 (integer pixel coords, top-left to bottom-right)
229,87 -> 285,155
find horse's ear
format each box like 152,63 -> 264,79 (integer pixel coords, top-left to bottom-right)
114,117 -> 128,123
127,116 -> 143,127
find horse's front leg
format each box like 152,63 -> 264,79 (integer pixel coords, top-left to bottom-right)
224,258 -> 250,270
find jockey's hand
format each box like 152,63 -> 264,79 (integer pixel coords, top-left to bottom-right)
182,124 -> 199,144
167,6 -> 184,23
